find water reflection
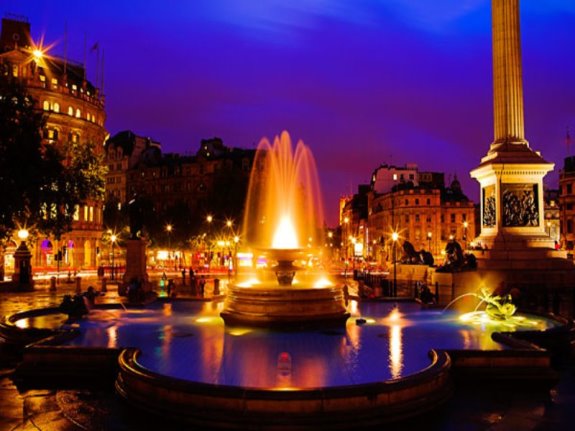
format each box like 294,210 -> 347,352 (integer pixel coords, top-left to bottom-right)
58,302 -> 560,389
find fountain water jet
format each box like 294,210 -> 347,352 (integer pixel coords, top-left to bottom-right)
220,131 -> 349,327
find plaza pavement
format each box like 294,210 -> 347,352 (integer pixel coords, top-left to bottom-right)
1,278 -> 575,430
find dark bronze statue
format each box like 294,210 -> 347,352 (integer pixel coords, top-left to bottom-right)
128,193 -> 145,239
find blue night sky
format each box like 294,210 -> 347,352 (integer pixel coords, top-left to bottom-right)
4,0 -> 575,225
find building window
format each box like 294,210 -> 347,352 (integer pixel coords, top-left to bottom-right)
393,173 -> 398,181
405,199 -> 408,205
426,198 -> 431,205
462,213 -> 467,221
89,206 -> 94,222
405,215 -> 410,223
12,65 -> 18,77
43,100 -> 50,111
568,184 -> 573,194
83,206 -> 88,221
51,77 -> 58,88
568,220 -> 573,234
68,106 -> 73,116
415,214 -> 420,222
415,199 -> 419,205
450,214 -> 456,223
73,206 -> 79,221
53,102 -> 60,113
76,108 -> 81,118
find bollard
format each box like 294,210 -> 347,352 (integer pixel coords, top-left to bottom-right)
75,276 -> 82,294
101,277 -> 107,293
50,276 -> 57,292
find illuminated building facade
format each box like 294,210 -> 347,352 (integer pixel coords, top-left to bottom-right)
559,156 -> 575,250
0,17 -> 107,270
340,166 -> 476,265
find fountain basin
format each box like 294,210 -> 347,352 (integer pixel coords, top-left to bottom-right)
221,284 -> 349,328
3,301 -> 568,428
116,347 -> 452,430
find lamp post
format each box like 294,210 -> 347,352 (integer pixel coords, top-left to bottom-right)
546,220 -> 551,237
110,234 -> 117,280
427,231 -> 432,253
392,231 -> 398,297
206,215 -> 213,270
463,221 -> 468,250
13,228 -> 32,288
233,235 -> 240,276
166,224 -> 173,269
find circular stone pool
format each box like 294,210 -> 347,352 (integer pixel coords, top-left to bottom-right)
6,299 -> 563,429
59,300 -> 558,389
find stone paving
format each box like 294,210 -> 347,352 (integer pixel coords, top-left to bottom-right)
1,280 -> 575,430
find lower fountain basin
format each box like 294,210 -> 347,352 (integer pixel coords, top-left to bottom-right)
220,284 -> 349,328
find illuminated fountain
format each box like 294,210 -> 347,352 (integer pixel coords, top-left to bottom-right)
220,131 -> 349,327
2,132 -> 568,429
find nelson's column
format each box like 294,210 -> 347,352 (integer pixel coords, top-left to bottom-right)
466,0 -> 574,312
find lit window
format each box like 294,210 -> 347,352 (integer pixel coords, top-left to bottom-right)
53,102 -> 60,113
12,65 -> 18,77
84,206 -> 88,221
68,106 -> 73,116
89,206 -> 94,222
393,174 -> 398,181
76,108 -> 81,118
73,206 -> 79,221
39,75 -> 46,82
43,100 -> 50,111
51,78 -> 58,88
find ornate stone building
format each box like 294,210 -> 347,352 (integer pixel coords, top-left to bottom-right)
1,17 -> 107,270
559,156 -> 575,250
340,166 -> 476,266
103,135 -> 255,245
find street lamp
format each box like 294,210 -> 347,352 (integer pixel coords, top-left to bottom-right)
233,235 -> 240,275
206,215 -> 213,270
110,234 -> 117,280
463,221 -> 468,249
427,231 -> 432,252
166,224 -> 173,268
391,231 -> 399,297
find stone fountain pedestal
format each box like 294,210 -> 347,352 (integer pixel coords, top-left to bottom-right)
221,284 -> 349,328
221,248 -> 349,328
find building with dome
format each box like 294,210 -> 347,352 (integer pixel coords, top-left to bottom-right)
340,163 -> 476,265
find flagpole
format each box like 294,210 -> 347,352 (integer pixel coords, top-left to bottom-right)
83,33 -> 87,81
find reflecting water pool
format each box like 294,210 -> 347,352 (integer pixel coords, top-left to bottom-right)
60,301 -> 558,389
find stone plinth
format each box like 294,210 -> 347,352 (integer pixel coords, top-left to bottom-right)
122,239 -> 150,291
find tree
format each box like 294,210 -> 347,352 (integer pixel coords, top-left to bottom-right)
37,139 -> 107,240
0,74 -> 46,241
